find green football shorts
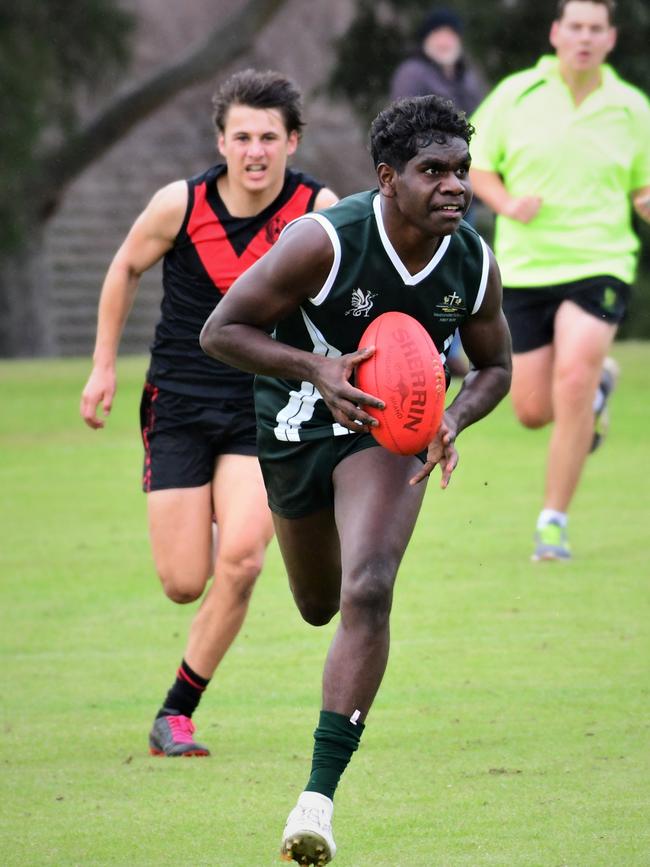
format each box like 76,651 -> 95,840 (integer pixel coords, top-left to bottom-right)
257,430 -> 380,518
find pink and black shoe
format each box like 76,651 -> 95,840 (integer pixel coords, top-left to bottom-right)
148,711 -> 210,757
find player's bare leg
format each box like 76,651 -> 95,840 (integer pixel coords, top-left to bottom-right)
147,484 -> 214,755
545,302 -> 616,513
184,454 -> 273,675
147,457 -> 273,755
326,447 -> 427,716
510,301 -> 617,560
273,506 -> 342,865
148,484 -> 214,602
509,343 -> 554,431
278,447 -> 427,864
273,507 -> 342,627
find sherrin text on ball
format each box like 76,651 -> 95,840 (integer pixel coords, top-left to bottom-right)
356,311 -> 446,455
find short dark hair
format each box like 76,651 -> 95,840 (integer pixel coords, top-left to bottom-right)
369,95 -> 474,171
212,68 -> 304,136
555,0 -> 616,24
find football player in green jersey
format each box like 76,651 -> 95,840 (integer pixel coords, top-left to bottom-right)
201,94 -> 511,864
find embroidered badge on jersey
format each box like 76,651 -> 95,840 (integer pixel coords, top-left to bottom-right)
434,290 -> 467,323
345,288 -> 377,317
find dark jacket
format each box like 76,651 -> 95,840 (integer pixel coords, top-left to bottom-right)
389,53 -> 487,115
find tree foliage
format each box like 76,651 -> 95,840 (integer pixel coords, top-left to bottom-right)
0,0 -> 289,257
0,0 -> 290,356
0,1 -> 135,252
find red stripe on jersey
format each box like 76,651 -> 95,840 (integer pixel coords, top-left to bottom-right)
187,182 -> 314,294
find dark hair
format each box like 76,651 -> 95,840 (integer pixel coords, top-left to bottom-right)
555,0 -> 616,23
212,68 -> 304,135
370,95 -> 474,171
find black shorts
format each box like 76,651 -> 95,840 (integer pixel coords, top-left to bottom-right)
257,430 -> 427,519
503,275 -> 630,353
257,431 -> 380,518
139,383 -> 257,492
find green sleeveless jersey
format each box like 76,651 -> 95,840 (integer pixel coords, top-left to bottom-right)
255,190 -> 489,442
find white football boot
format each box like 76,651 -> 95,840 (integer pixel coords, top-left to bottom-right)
280,791 -> 336,865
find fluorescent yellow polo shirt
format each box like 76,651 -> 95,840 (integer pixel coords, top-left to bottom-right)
470,56 -> 650,287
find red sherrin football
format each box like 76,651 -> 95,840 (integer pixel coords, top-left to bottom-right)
356,311 -> 446,455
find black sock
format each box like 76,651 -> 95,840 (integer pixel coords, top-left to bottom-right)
156,659 -> 210,719
305,710 -> 365,801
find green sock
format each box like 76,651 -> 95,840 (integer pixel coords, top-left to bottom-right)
305,710 -> 365,800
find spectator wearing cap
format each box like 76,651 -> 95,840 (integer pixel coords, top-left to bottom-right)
389,7 -> 487,116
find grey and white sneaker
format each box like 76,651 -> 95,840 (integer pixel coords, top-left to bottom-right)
532,520 -> 571,562
148,711 -> 210,757
591,356 -> 620,453
280,791 -> 336,865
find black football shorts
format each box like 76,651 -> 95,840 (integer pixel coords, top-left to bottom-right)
257,429 -> 428,519
503,274 -> 630,353
139,383 -> 257,492
257,430 -> 380,518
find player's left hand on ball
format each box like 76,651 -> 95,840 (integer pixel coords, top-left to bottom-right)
409,418 -> 458,487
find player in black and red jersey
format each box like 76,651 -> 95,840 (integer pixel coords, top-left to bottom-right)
80,69 -> 337,756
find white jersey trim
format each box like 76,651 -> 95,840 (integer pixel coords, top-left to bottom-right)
471,237 -> 490,314
438,332 -> 455,365
372,194 -> 451,285
273,308 -> 347,441
285,212 -> 342,307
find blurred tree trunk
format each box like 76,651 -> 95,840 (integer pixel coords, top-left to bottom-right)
0,230 -> 55,357
0,0 -> 289,357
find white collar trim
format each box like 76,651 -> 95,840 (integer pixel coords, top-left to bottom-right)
372,194 -> 450,285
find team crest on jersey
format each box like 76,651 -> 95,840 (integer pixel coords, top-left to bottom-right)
346,287 -> 376,317
265,215 -> 287,244
434,291 -> 466,322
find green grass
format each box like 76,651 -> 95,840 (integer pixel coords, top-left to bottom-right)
1,345 -> 649,866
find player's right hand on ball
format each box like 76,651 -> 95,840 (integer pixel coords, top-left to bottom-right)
315,348 -> 384,433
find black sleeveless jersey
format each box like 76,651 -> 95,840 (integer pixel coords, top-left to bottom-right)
147,164 -> 324,399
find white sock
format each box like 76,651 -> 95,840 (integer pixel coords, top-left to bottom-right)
593,385 -> 605,414
537,509 -> 567,529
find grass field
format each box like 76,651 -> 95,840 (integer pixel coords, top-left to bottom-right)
1,344 -> 649,866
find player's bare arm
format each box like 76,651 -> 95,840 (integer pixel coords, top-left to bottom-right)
314,187 -> 339,210
80,181 -> 187,429
200,219 -> 383,432
410,249 -> 512,486
470,168 -> 542,224
633,185 -> 650,222
451,250 -> 512,424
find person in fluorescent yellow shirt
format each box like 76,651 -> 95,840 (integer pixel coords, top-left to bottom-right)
470,0 -> 650,561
